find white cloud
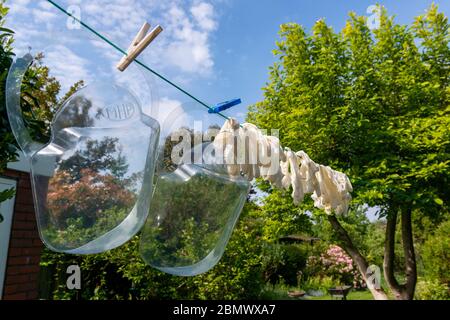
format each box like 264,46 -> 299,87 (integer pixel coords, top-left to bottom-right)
152,97 -> 191,137
31,7 -> 58,23
44,45 -> 92,92
163,3 -> 217,75
73,0 -> 217,76
191,2 -> 217,32
8,0 -> 31,15
6,0 -> 220,99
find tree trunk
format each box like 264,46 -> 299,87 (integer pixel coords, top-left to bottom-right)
327,215 -> 389,300
383,209 -> 403,299
383,207 -> 417,300
401,207 -> 417,299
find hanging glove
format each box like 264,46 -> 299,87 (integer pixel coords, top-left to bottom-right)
214,118 -> 353,215
286,149 -> 304,205
296,150 -> 319,194
280,148 -> 292,189
260,136 -> 284,188
213,118 -> 240,176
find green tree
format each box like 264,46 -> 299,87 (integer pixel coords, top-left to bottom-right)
248,5 -> 449,300
0,1 -> 60,202
0,1 -> 17,205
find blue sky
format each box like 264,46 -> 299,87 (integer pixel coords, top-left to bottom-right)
213,0 -> 450,121
6,0 -> 449,125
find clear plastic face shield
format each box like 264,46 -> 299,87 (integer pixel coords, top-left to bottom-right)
6,0 -> 250,274
140,102 -> 250,276
6,5 -> 160,254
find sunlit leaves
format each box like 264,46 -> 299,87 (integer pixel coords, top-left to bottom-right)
247,5 -> 449,218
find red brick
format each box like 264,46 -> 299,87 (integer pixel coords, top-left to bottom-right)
7,256 -> 30,266
3,292 -> 27,300
13,212 -> 37,223
11,221 -> 36,231
15,188 -> 34,205
6,255 -> 39,266
7,247 -> 23,257
7,265 -> 40,275
27,291 -> 39,300
6,266 -> 23,275
3,169 -> 42,301
21,265 -> 40,274
18,178 -> 32,189
3,283 -> 36,295
32,238 -> 43,247
15,282 -> 37,292
13,203 -> 35,214
21,247 -> 42,256
5,274 -> 30,285
3,170 -> 20,178
24,212 -> 37,221
28,272 -> 40,282
29,255 -> 41,264
11,230 -> 39,239
4,284 -> 20,295
11,212 -> 30,222
9,238 -> 34,248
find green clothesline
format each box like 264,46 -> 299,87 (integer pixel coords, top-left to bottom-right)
46,0 -> 231,121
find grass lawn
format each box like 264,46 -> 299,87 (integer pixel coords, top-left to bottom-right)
307,290 -> 373,300
261,285 -> 374,300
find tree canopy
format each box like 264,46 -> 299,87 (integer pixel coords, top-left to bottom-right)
248,4 -> 449,216
248,4 -> 449,299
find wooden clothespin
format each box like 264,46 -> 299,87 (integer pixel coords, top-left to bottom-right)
117,22 -> 163,72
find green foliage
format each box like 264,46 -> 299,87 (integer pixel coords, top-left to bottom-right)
415,278 -> 450,300
302,275 -> 337,292
312,207 -> 371,250
247,4 -> 449,299
261,243 -> 309,286
420,219 -> 450,284
141,170 -> 249,268
256,185 -> 313,241
0,1 -> 16,205
0,1 -> 60,205
40,203 -> 266,300
250,182 -> 314,288
362,221 -> 386,267
247,4 -> 449,219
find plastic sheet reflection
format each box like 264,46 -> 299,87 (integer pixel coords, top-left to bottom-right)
140,143 -> 250,276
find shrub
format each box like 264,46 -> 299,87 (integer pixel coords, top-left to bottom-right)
40,202 -> 266,300
304,245 -> 365,289
261,243 -> 309,287
302,275 -> 337,293
421,220 -> 450,285
415,278 -> 449,300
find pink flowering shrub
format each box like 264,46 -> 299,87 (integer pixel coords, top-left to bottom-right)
321,245 -> 353,273
305,245 -> 365,289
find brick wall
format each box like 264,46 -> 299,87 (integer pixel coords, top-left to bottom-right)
2,169 -> 43,300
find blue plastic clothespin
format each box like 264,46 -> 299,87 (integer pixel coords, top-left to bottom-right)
208,98 -> 242,113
